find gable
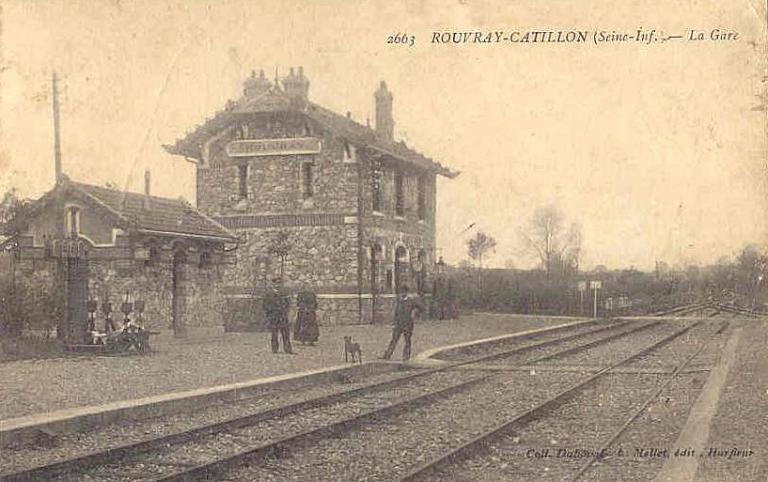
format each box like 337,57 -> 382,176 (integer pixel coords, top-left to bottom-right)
24,184 -> 125,246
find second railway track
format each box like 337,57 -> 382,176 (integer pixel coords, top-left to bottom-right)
0,318 -> 722,482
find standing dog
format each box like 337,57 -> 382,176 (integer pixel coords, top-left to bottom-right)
343,336 -> 363,363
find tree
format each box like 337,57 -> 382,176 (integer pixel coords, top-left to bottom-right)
520,204 -> 581,278
267,230 -> 292,282
0,188 -> 32,237
0,189 -> 33,336
467,231 -> 496,293
467,231 -> 497,270
735,244 -> 767,307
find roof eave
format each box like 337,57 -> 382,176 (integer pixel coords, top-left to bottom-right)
136,228 -> 237,243
365,144 -> 457,178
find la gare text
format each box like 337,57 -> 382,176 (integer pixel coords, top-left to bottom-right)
386,29 -> 740,46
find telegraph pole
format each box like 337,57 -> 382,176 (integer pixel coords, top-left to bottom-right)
52,71 -> 63,184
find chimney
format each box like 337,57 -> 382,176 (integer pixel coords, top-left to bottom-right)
143,170 -> 151,210
374,80 -> 394,141
243,69 -> 272,98
282,66 -> 310,107
52,71 -> 63,184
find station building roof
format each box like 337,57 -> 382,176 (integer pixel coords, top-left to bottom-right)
164,71 -> 459,179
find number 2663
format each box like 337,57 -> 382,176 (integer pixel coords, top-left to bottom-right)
387,33 -> 415,47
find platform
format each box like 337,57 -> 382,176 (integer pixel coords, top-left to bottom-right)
0,313 -> 582,447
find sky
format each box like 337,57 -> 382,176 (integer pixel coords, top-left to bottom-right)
1,0 -> 766,270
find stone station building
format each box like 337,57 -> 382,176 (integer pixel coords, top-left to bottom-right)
165,68 -> 458,325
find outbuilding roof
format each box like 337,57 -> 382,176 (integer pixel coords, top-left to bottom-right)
70,182 -> 236,241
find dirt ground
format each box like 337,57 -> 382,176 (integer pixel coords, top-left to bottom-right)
0,313 -> 578,422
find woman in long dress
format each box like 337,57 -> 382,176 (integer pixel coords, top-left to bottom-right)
294,290 -> 319,345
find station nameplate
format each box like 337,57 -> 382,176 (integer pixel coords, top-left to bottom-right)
226,137 -> 321,157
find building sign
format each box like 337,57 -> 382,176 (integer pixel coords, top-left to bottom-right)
46,239 -> 89,258
226,137 -> 321,157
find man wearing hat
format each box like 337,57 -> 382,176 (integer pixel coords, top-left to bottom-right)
263,277 -> 294,354
382,284 -> 424,361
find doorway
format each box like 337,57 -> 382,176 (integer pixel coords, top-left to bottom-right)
59,256 -> 89,344
172,250 -> 188,337
394,246 -> 408,294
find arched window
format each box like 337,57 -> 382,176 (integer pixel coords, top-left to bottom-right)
416,249 -> 427,294
370,243 -> 383,293
145,246 -> 160,267
66,207 -> 81,238
394,245 -> 408,294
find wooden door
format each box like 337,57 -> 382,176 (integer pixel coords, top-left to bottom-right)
63,257 -> 89,343
172,250 -> 188,337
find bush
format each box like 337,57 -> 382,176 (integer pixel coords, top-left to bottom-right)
0,280 -> 62,338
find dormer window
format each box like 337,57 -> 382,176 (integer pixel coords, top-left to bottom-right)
66,207 -> 81,237
241,124 -> 249,139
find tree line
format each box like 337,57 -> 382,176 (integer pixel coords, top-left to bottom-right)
457,205 -> 767,316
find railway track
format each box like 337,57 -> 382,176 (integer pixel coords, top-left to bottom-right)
0,318 -> 690,482
214,320 -> 704,482
401,320 -> 723,482
0,322 -> 656,481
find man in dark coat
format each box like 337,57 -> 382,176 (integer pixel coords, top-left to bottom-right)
263,278 -> 294,354
382,285 -> 424,361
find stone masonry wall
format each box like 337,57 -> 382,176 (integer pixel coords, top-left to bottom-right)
223,224 -> 359,292
357,151 -> 438,297
88,251 -> 226,332
197,112 -> 359,217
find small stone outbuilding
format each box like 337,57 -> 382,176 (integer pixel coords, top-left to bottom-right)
5,175 -> 237,342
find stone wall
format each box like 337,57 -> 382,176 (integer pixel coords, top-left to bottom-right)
356,151 -> 438,297
197,113 -> 359,217
222,224 -> 359,292
223,293 -> 395,329
12,243 -> 228,337
88,251 -> 226,332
